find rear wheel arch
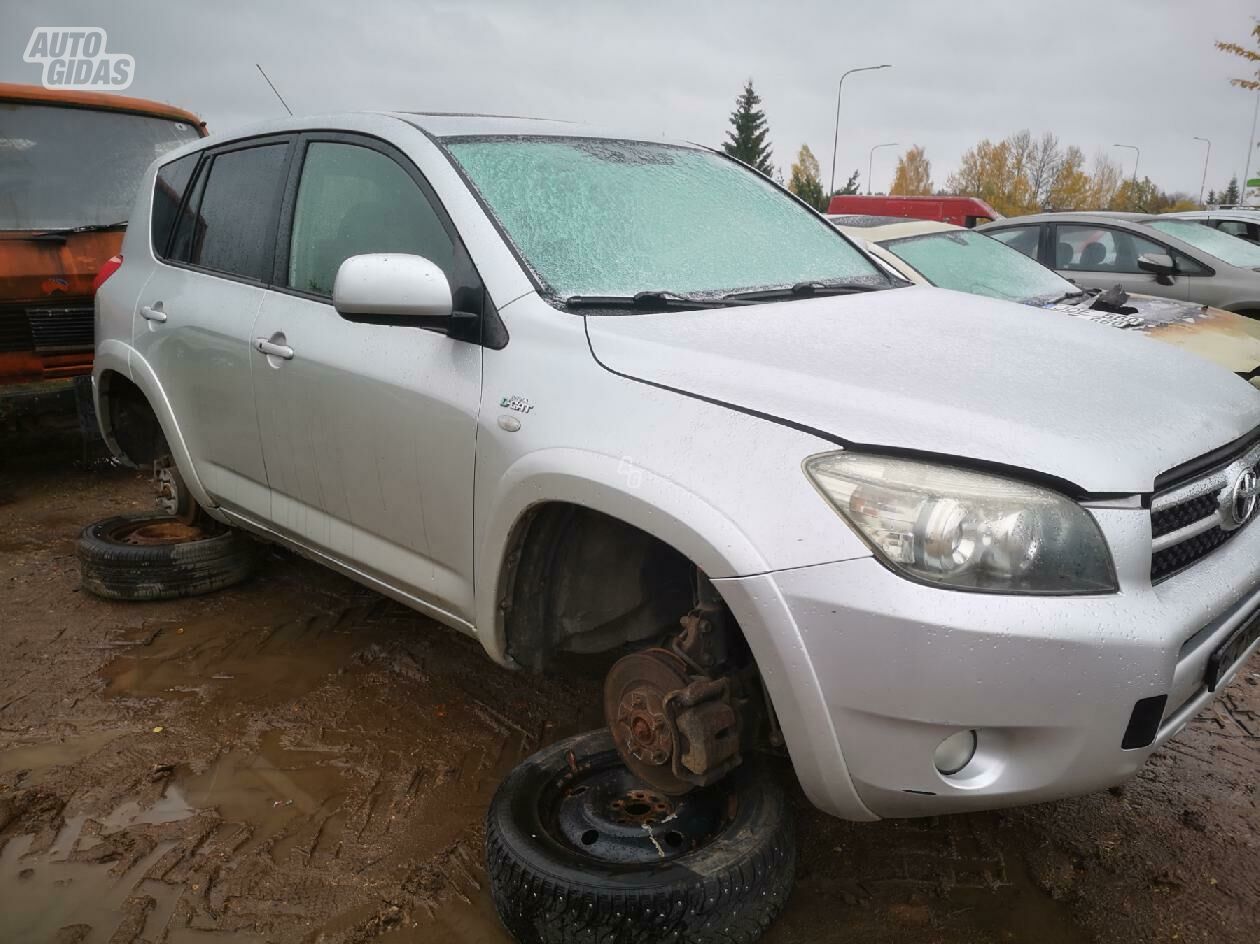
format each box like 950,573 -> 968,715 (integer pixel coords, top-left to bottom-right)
97,363 -> 217,516
97,369 -> 164,467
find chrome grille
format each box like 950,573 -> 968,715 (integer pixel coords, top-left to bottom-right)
1150,438 -> 1260,582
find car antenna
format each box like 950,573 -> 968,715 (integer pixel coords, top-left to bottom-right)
255,63 -> 293,117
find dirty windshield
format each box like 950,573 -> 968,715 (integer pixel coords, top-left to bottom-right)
445,136 -> 886,301
885,229 -> 1075,303
0,103 -> 200,230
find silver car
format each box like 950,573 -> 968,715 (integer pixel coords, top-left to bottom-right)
95,114 -> 1260,836
1156,209 -> 1260,245
979,211 -> 1260,315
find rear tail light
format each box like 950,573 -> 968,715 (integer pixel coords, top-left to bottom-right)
93,254 -> 123,293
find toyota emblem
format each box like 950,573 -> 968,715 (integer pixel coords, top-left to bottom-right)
1226,468 -> 1260,530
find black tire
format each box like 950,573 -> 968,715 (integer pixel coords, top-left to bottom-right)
486,729 -> 796,944
77,514 -> 255,601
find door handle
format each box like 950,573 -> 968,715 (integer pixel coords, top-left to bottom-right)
140,305 -> 167,323
254,337 -> 294,360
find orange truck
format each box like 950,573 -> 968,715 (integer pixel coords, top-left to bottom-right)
0,83 -> 205,387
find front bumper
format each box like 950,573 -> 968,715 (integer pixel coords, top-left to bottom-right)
715,505 -> 1260,821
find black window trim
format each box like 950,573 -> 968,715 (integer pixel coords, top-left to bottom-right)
156,131 -> 297,289
268,129 -> 506,349
150,150 -> 203,261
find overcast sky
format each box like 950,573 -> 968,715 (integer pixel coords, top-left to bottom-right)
5,1 -> 1259,197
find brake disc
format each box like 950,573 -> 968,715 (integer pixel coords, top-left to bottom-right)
603,648 -> 694,795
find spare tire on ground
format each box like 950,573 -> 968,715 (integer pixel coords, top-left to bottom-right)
486,729 -> 796,944
77,514 -> 255,601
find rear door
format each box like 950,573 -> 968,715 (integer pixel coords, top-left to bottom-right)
134,136 -> 293,517
1049,223 -> 1192,300
249,133 -> 484,619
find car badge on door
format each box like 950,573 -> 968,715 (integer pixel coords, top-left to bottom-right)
1225,468 -> 1259,530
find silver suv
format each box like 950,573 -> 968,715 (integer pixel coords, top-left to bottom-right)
95,114 -> 1260,831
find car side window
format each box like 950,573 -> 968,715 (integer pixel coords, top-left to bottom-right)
150,153 -> 198,259
174,142 -> 289,281
1055,225 -> 1167,274
287,142 -> 455,297
987,225 -> 1040,260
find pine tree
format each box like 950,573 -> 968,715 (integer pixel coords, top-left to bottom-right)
1223,176 -> 1241,204
1206,188 -> 1218,205
723,80 -> 774,177
832,169 -> 861,196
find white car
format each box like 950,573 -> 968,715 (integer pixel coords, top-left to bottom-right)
91,113 -> 1260,942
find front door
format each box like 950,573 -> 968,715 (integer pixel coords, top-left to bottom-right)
1051,223 -> 1192,301
250,135 -> 483,620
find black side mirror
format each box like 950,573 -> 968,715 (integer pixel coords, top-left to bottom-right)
1136,252 -> 1177,285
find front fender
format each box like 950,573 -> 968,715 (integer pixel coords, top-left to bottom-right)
475,447 -> 768,666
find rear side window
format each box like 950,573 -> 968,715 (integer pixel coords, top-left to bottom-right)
174,142 -> 288,281
286,142 -> 455,296
150,153 -> 199,259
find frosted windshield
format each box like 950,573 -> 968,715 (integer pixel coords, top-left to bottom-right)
1149,219 -> 1260,268
884,230 -> 1074,303
446,137 -> 884,299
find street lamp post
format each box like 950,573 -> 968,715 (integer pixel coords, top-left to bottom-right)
828,64 -> 891,197
1193,136 -> 1212,207
1112,143 -> 1140,183
868,143 -> 900,195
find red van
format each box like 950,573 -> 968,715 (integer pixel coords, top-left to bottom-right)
825,194 -> 1001,228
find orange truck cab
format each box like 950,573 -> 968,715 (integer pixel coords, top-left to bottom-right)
825,194 -> 1001,228
0,83 -> 205,385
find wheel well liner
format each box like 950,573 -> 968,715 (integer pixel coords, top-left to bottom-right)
99,370 -> 164,466
499,503 -> 695,670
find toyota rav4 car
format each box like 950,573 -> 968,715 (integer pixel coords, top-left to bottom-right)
94,114 -> 1260,830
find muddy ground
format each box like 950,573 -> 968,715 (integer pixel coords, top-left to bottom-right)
0,441 -> 1257,944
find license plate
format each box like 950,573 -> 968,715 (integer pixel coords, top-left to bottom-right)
1206,607 -> 1260,691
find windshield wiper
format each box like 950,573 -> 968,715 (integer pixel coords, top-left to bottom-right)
564,291 -> 738,311
27,220 -> 128,242
722,280 -> 893,303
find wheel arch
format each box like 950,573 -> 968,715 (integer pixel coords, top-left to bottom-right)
95,352 -> 217,515
476,450 -> 770,669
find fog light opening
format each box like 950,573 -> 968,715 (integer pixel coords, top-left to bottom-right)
934,729 -> 978,776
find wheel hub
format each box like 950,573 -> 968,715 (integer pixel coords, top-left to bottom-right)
604,648 -> 693,794
549,759 -> 726,865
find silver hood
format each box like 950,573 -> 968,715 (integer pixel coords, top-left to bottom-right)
585,286 -> 1260,494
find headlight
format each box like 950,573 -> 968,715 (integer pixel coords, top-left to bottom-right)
804,452 -> 1117,594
